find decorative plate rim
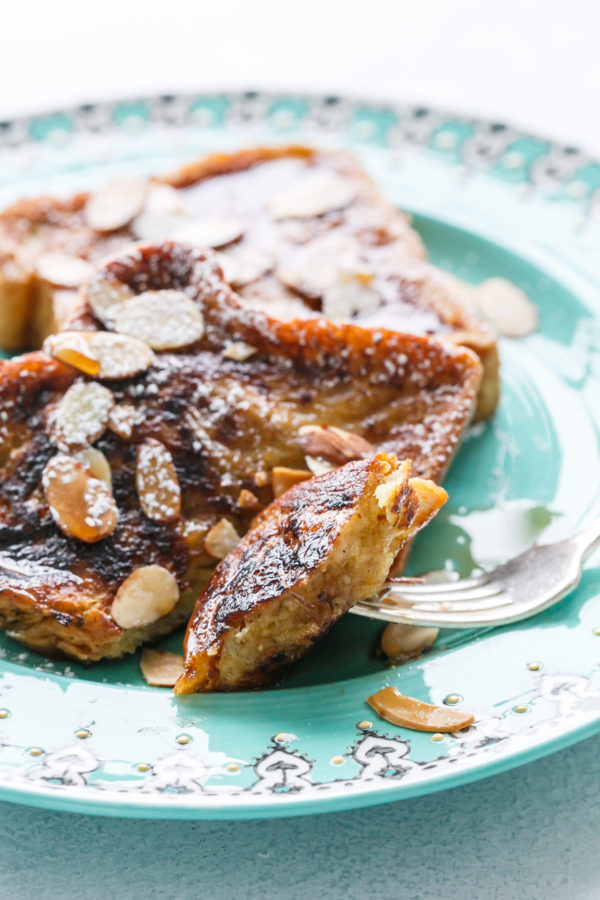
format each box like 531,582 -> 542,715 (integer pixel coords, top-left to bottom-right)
0,89 -> 599,819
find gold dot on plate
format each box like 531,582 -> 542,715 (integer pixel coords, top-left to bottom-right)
176,734 -> 192,745
357,720 -> 372,730
503,151 -> 525,170
0,709 -> 10,719
513,704 -> 529,714
27,747 -> 43,757
593,627 -> 600,636
444,694 -> 462,706
431,733 -> 445,743
331,755 -> 345,766
75,729 -> 90,740
274,732 -> 296,744
527,661 -> 541,671
136,763 -> 151,773
226,763 -> 240,773
436,131 -> 457,150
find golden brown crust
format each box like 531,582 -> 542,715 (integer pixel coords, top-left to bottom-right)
175,454 -> 447,693
0,144 -> 497,418
0,242 -> 480,662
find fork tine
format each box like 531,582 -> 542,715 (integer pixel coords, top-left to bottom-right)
383,582 -> 504,605
387,572 -> 491,594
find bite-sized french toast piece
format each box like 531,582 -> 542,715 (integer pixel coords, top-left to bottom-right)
0,241 -> 479,662
0,145 -> 498,419
175,454 -> 447,693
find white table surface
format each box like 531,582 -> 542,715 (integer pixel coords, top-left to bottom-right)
1,3 -> 599,897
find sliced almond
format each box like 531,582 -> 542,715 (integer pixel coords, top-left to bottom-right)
130,212 -> 186,241
136,438 -> 181,522
87,277 -> 135,326
271,466 -> 312,498
85,175 -> 147,232
217,246 -> 273,287
36,253 -> 94,288
305,455 -> 335,476
44,331 -> 155,380
42,453 -> 118,543
277,233 -> 368,299
473,277 -> 539,338
50,381 -> 114,450
112,290 -> 204,350
237,489 -> 260,510
267,173 -> 355,220
253,470 -> 269,488
380,624 -> 439,663
367,686 -> 475,733
297,425 -> 373,466
108,403 -> 137,439
43,331 -> 101,376
144,183 -> 188,217
204,518 -> 241,559
111,565 -> 179,629
75,447 -> 112,490
172,218 -> 244,248
322,276 -> 380,320
140,648 -> 185,687
222,341 -> 256,361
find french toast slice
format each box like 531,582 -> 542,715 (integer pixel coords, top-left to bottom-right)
175,454 -> 447,693
0,145 -> 498,419
0,241 -> 480,663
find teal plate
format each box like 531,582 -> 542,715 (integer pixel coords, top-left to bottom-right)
0,92 -> 599,819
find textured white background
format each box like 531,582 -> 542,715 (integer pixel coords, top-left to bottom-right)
1,2 -> 600,897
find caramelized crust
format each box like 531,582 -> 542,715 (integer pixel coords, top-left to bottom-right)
175,454 -> 447,693
0,242 -> 480,662
0,145 -> 497,418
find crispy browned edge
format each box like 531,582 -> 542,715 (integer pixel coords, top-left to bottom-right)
0,144 -> 498,419
0,235 -> 481,664
175,454 -> 447,693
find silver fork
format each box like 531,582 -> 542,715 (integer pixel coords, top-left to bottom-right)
350,519 -> 600,628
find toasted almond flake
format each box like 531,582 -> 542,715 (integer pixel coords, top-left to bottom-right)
237,489 -> 260,510
322,276 -> 380,320
111,565 -> 179,629
130,211 -> 189,241
75,447 -> 112,490
85,176 -> 147,232
473,277 -> 539,337
222,341 -> 256,361
277,233 -> 369,298
43,332 -> 101,376
204,518 -> 241,559
217,246 -> 273,287
51,381 -> 114,450
44,331 -> 154,380
380,624 -> 439,663
253,470 -> 269,488
172,218 -> 244,248
42,453 -> 118,543
108,403 -> 137,439
297,425 -> 373,466
144,183 -> 188,216
87,277 -> 135,326
36,253 -> 94,288
112,290 -> 204,350
267,173 -> 355,219
140,648 -> 185,687
271,466 -> 312,498
367,686 -> 475,733
136,438 -> 181,522
305,455 -> 335,476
